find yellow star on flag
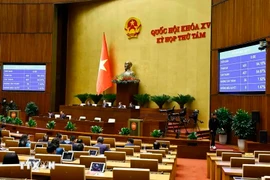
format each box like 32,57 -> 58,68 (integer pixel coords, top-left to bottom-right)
99,59 -> 108,71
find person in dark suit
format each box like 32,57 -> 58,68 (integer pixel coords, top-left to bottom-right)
56,133 -> 65,144
19,134 -> 30,147
93,136 -> 110,154
153,142 -> 161,149
118,102 -> 125,109
125,138 -> 134,146
209,113 -> 221,150
102,100 -> 108,108
38,134 -> 49,142
60,111 -> 66,119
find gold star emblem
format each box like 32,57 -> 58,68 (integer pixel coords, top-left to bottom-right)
99,59 -> 108,71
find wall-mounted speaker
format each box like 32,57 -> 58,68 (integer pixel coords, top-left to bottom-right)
259,130 -> 268,144
251,111 -> 260,123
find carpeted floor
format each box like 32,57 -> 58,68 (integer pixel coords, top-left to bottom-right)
175,143 -> 239,180
175,158 -> 209,180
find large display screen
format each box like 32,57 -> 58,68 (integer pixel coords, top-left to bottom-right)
2,64 -> 46,91
219,44 -> 266,93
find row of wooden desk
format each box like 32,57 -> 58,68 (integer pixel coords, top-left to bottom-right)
18,155 -> 173,172
30,168 -> 170,180
207,152 -> 270,180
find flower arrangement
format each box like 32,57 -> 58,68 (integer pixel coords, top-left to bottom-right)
112,74 -> 140,84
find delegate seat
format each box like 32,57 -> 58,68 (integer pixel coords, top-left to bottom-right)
216,149 -> 234,156
83,146 -> 100,154
259,154 -> 270,163
104,138 -> 116,148
230,157 -> 255,167
9,147 -> 30,155
113,168 -> 150,180
78,136 -> 91,146
125,145 -> 141,152
254,151 -> 270,158
130,158 -> 158,172
104,151 -> 126,161
2,136 -> 14,143
243,164 -> 270,178
5,140 -> 19,148
133,139 -> 142,147
60,144 -> 72,151
140,153 -> 163,163
35,147 -> 48,154
0,151 -> 15,162
71,151 -> 90,159
1,130 -> 10,137
221,152 -> 242,161
35,154 -> 61,163
147,149 -> 166,157
0,165 -> 32,179
50,164 -> 85,180
80,156 -> 106,168
116,147 -> 134,156
35,133 -> 46,142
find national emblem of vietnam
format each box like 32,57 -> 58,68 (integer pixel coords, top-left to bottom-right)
124,17 -> 142,39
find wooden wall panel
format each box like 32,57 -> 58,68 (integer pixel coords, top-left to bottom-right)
212,0 -> 227,5
0,4 -> 53,33
212,0 -> 270,50
0,4 -> 23,32
22,4 -> 54,32
0,34 -> 52,63
210,51 -> 218,95
0,0 -> 97,4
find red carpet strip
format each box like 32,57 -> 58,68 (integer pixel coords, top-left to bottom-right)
175,158 -> 209,180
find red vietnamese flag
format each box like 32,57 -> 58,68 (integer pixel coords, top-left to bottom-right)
96,33 -> 112,94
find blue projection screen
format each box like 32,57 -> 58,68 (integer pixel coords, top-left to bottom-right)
219,44 -> 266,93
2,64 -> 46,91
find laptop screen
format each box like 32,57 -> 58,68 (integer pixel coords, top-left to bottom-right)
35,144 -> 43,148
89,150 -> 98,156
90,162 -> 105,172
61,152 -> 74,161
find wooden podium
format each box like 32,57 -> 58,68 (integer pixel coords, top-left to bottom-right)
116,83 -> 139,106
128,118 -> 143,136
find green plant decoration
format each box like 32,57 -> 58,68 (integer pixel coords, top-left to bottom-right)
74,93 -> 89,103
65,121 -> 76,131
119,127 -> 130,135
134,94 -> 150,107
103,94 -> 117,105
215,107 -> 232,135
151,94 -> 171,109
188,132 -> 198,139
172,94 -> 195,108
88,94 -> 103,104
25,102 -> 39,117
46,120 -> 56,129
27,119 -> 37,127
150,129 -> 163,137
13,117 -> 23,125
91,125 -> 103,133
232,109 -> 256,139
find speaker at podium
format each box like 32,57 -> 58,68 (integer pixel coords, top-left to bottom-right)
128,119 -> 143,136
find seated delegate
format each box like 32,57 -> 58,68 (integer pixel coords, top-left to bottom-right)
93,137 -> 110,154
3,152 -> 20,164
19,134 -> 30,147
125,138 -> 134,146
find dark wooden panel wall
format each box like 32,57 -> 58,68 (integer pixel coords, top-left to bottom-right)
211,0 -> 270,140
0,0 -> 94,118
